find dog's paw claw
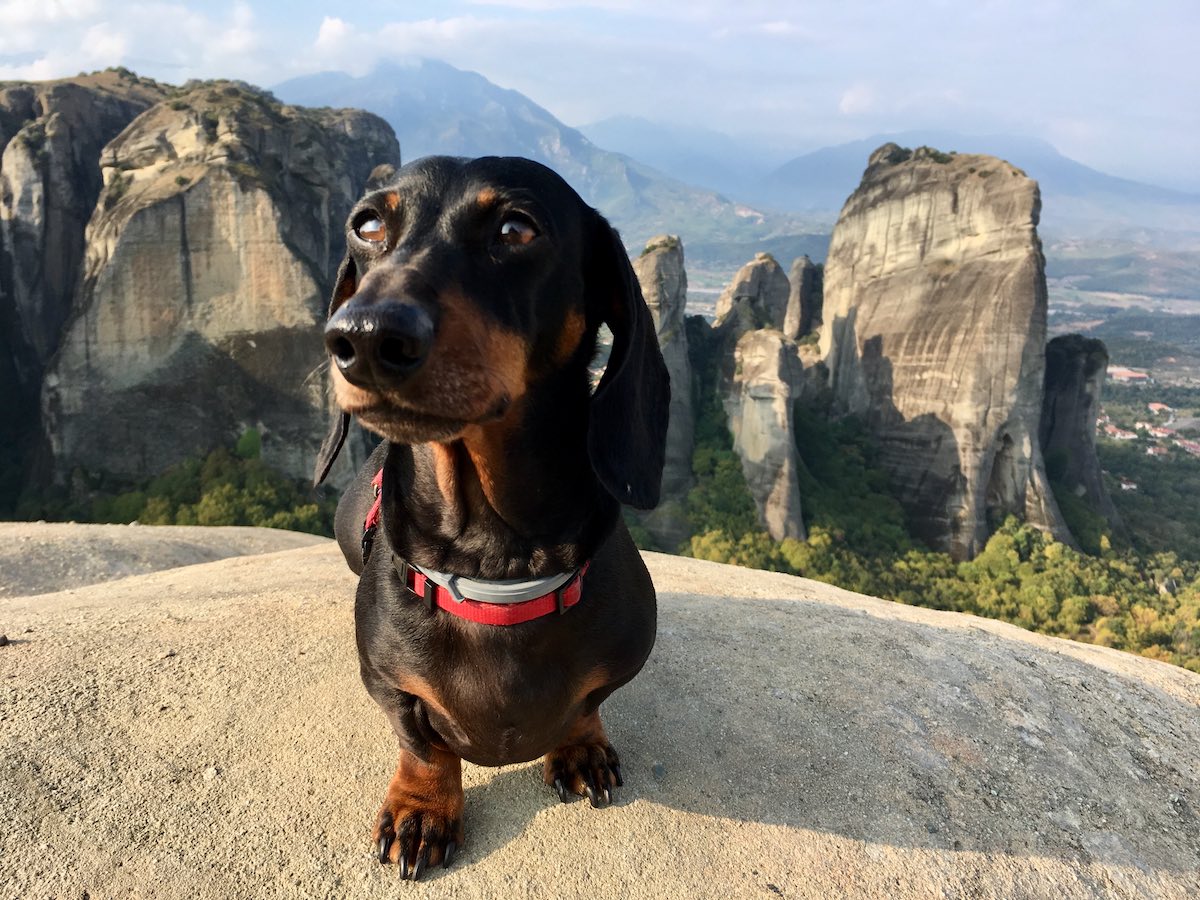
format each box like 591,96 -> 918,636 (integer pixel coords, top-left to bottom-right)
411,845 -> 430,882
377,811 -> 395,864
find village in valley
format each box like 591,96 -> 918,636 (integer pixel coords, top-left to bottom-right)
1097,364 -> 1200,492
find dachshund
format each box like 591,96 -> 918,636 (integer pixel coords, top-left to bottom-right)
313,155 -> 669,880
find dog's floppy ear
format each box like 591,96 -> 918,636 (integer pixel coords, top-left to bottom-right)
586,217 -> 670,509
313,411 -> 350,486
328,253 -> 358,317
313,253 -> 359,486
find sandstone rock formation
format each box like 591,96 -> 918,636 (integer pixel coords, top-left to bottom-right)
631,235 -> 694,550
783,254 -> 823,341
709,252 -> 806,542
723,329 -> 806,540
0,70 -> 167,489
821,144 -> 1072,559
713,251 -> 791,336
40,81 -> 398,485
1,71 -> 166,371
3,528 -> 1197,898
1040,334 -> 1122,531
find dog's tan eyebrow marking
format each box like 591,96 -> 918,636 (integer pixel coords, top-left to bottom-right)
475,188 -> 500,208
383,191 -> 400,211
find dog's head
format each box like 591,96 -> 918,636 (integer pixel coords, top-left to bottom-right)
313,156 -> 669,509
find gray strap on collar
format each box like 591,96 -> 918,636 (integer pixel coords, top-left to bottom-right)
411,562 -> 577,605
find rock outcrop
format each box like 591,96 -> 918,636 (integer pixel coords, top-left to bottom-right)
0,71 -> 167,492
632,235 -> 694,550
723,329 -> 806,540
1040,334 -> 1122,531
40,81 -> 398,485
3,530 -> 1197,898
710,253 -> 806,542
713,251 -> 791,336
783,254 -> 823,341
1,71 -> 166,372
821,144 -> 1071,559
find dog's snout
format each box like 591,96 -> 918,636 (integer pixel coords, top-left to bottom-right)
325,300 -> 435,389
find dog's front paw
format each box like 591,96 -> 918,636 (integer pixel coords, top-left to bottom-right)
543,739 -> 623,808
374,801 -> 462,880
373,747 -> 464,880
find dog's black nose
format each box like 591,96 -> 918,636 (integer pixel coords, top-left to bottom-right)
324,300 -> 435,389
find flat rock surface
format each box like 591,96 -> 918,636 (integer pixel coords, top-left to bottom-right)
1,529 -> 1198,899
0,522 -> 327,598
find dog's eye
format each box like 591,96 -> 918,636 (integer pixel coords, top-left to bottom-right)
498,216 -> 538,246
354,217 -> 386,244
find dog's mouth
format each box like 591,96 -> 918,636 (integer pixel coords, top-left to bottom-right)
347,399 -> 464,443
347,392 -> 512,444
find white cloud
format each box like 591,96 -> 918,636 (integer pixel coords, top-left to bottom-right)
0,0 -> 103,28
838,84 -> 876,117
309,15 -> 506,78
82,22 -> 129,63
315,16 -> 352,52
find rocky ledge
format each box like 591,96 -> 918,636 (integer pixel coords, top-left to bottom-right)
1,526 -> 1197,898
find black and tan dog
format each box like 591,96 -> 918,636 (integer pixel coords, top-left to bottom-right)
313,156 -> 669,879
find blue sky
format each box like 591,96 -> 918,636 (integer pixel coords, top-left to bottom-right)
2,1 -> 1197,190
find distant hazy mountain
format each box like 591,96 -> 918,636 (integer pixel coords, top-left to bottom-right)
756,131 -> 1200,238
578,115 -> 783,201
273,60 -> 808,252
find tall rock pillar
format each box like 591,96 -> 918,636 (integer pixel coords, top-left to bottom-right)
632,235 -> 694,550
821,144 -> 1071,559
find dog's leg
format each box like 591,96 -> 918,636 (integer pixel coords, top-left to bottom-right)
374,746 -> 464,880
542,709 -> 623,808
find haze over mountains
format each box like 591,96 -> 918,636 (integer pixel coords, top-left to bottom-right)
582,118 -> 1200,240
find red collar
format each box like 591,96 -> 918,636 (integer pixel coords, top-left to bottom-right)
394,557 -> 589,626
361,468 -> 589,626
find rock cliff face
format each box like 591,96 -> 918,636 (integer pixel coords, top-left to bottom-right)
1040,334 -> 1122,531
723,329 -> 806,541
711,253 -> 806,542
821,144 -> 1071,559
0,71 -> 167,487
40,81 -> 398,484
631,236 -> 694,550
783,254 -> 823,341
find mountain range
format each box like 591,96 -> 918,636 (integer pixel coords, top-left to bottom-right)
582,119 -> 1200,240
273,60 -> 815,258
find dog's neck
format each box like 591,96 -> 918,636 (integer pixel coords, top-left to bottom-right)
381,374 -> 619,580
